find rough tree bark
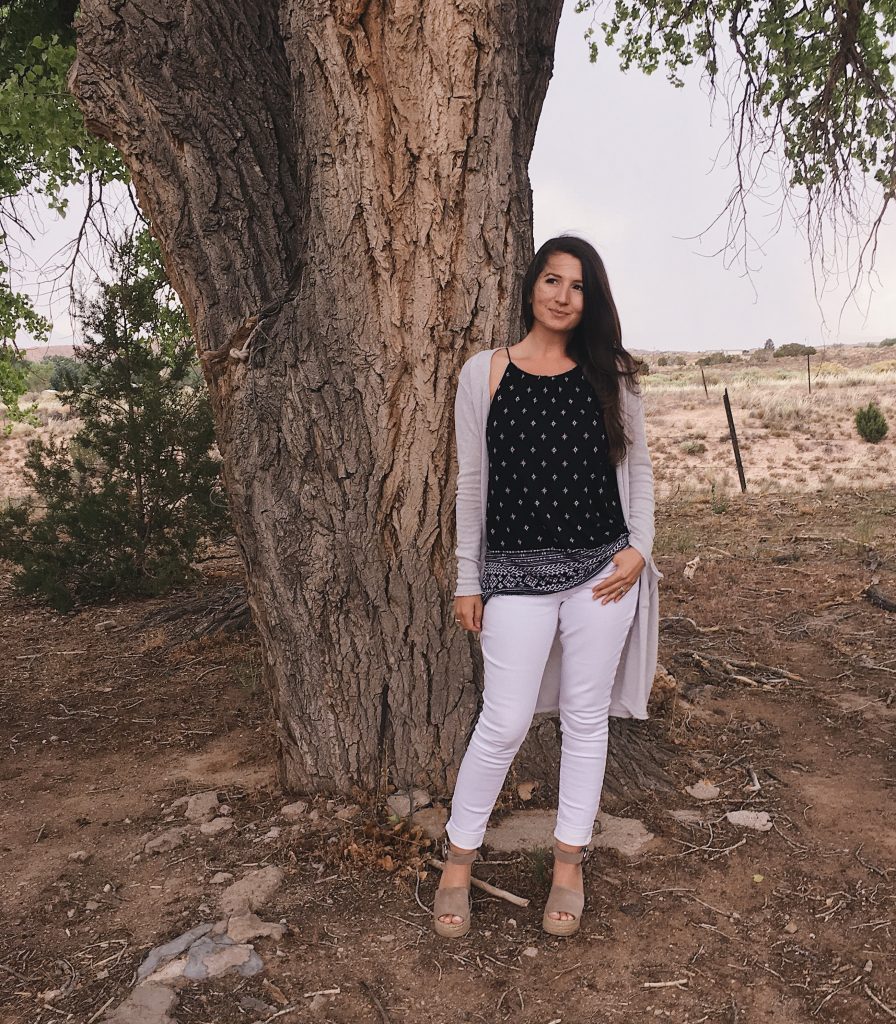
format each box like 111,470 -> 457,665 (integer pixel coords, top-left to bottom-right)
70,0 -> 567,797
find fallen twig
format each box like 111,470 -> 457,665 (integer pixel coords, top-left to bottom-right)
864,983 -> 896,1019
427,857 -> 530,907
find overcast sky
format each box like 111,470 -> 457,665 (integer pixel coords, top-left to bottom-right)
13,0 -> 895,353
531,2 -> 896,351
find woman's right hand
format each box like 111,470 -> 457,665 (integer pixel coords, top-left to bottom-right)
454,595 -> 483,633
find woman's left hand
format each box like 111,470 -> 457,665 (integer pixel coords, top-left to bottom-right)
591,547 -> 645,605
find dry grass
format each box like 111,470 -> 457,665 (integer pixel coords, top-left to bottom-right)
643,344 -> 894,500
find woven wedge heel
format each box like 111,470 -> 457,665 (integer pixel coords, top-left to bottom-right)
432,841 -> 478,938
542,843 -> 590,937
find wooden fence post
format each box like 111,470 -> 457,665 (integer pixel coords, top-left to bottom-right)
723,388 -> 747,493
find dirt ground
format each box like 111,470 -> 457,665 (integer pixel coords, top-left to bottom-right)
1,486 -> 894,1024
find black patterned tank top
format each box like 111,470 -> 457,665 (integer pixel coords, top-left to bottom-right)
480,346 -> 630,605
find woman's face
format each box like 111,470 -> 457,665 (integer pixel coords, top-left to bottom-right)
530,252 -> 585,334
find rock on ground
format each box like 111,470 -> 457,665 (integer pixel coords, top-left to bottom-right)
485,809 -> 655,858
185,791 -> 220,823
387,788 -> 431,818
101,982 -> 178,1024
218,865 -> 285,916
224,912 -> 286,943
686,779 -> 720,800
726,809 -> 773,831
137,923 -> 213,981
144,827 -> 190,855
279,800 -> 308,822
411,806 -> 448,840
199,817 -> 234,836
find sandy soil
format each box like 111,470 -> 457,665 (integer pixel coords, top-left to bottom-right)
1,487 -> 895,1023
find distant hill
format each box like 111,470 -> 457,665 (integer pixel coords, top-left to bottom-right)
21,344 -> 77,362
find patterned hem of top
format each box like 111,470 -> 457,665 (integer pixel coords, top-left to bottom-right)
479,532 -> 630,605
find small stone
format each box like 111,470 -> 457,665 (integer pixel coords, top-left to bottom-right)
103,883 -> 112,893
85,900 -> 100,911
217,804 -> 233,816
308,809 -> 320,822
280,801 -> 308,822
410,806 -> 447,840
725,810 -> 773,831
521,947 -> 538,958
95,620 -> 115,632
335,804 -> 360,821
137,922 -> 214,981
507,919 -> 517,929
668,809 -> 705,824
686,779 -> 720,801
784,921 -> 798,933
219,866 -> 285,916
262,827 -> 282,841
166,795 -> 191,812
226,912 -> 286,943
240,996 -> 274,1013
145,827 -> 189,855
185,791 -> 220,823
200,817 -> 234,836
386,788 -> 431,818
68,850 -> 91,863
102,982 -> 178,1024
182,935 -> 263,980
864,960 -> 873,973
209,872 -> 234,885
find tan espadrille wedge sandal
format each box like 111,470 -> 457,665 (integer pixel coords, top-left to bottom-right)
432,841 -> 478,939
542,843 -> 590,937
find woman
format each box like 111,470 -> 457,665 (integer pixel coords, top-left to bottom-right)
435,235 -> 661,939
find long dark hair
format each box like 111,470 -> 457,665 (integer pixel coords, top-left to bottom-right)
521,235 -> 642,464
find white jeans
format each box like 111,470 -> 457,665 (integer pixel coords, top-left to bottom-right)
446,559 -> 639,849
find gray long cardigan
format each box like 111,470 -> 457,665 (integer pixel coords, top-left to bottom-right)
452,348 -> 662,719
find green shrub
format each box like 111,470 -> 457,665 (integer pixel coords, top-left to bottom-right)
0,233 -> 230,612
696,351 -> 739,366
854,402 -> 889,444
0,346 -> 38,433
680,439 -> 707,455
23,355 -> 87,394
774,342 -> 817,358
879,337 -> 896,347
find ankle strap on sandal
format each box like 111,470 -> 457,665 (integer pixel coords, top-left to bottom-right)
442,840 -> 478,865
553,843 -> 589,865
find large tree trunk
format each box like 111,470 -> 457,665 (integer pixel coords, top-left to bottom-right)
70,0 -> 566,796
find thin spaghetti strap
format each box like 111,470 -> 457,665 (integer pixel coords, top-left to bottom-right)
505,345 -> 513,365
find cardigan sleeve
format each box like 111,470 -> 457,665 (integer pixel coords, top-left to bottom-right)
453,358 -> 484,597
622,384 -> 656,564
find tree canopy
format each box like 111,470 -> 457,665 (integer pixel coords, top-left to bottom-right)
0,0 -> 126,347
576,0 -> 896,296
